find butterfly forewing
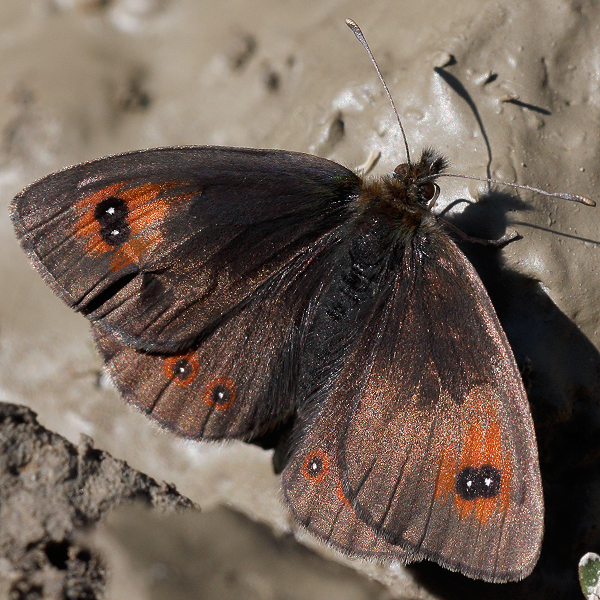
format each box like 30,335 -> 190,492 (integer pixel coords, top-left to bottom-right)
11,146 -> 360,352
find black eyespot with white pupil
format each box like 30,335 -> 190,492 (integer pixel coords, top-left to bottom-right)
94,197 -> 130,246
456,465 -> 501,500
172,358 -> 192,381
301,450 -> 329,482
211,383 -> 232,406
307,456 -> 324,478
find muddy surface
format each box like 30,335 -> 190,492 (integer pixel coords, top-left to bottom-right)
1,0 -> 600,598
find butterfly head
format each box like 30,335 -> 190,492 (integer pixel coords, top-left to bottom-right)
356,147 -> 449,235
392,147 -> 449,209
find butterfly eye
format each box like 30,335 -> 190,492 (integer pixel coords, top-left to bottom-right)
393,163 -> 410,179
419,181 -> 439,202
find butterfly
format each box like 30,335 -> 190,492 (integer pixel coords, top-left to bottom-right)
10,19 -> 568,584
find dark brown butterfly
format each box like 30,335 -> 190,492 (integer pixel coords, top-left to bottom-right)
13,18 -> 591,584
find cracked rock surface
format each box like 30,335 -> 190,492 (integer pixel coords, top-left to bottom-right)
0,402 -> 195,600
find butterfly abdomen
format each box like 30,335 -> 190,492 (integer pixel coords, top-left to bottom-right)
295,223 -> 392,409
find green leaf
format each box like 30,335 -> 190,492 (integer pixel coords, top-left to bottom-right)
579,552 -> 600,599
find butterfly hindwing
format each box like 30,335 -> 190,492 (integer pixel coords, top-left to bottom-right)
11,146 -> 360,352
92,228 -> 346,440
282,223 -> 543,582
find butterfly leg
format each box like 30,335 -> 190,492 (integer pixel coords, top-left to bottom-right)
436,216 -> 521,247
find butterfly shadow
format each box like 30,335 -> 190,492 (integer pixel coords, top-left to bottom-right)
408,190 -> 600,599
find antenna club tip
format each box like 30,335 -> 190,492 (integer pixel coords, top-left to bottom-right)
562,193 -> 596,206
346,18 -> 361,37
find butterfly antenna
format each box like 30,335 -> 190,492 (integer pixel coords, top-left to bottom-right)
437,172 -> 595,206
346,18 -> 412,168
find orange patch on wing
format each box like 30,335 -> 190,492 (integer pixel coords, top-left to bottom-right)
435,388 -> 513,524
85,237 -> 113,257
109,232 -> 162,272
336,480 -> 352,508
434,442 -> 458,500
73,180 -> 186,269
115,183 -> 171,235
456,420 -> 510,523
163,352 -> 200,387
203,377 -> 236,411
498,448 -> 513,515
